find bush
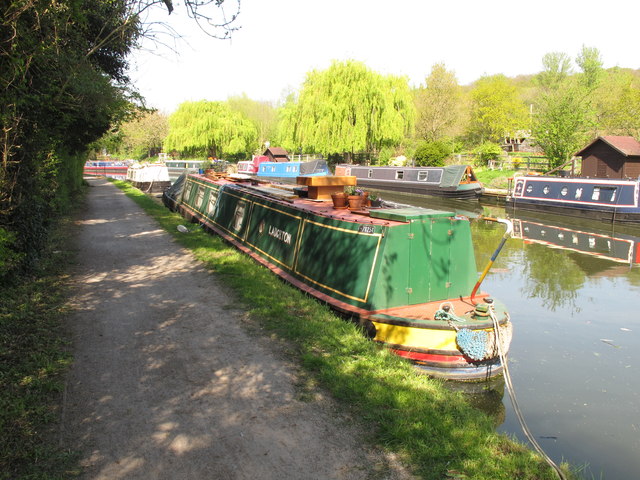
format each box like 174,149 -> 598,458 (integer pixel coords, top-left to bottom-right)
473,142 -> 503,166
377,147 -> 393,166
414,141 -> 451,167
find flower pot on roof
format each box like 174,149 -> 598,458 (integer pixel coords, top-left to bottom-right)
345,186 -> 365,210
331,192 -> 348,209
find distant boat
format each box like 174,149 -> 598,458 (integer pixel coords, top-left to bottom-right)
335,164 -> 484,199
238,147 -> 330,180
83,161 -> 130,180
164,159 -> 205,181
126,163 -> 171,193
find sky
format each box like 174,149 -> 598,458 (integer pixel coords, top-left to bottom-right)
129,0 -> 640,113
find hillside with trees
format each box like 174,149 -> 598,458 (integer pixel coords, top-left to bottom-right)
109,47 -> 640,174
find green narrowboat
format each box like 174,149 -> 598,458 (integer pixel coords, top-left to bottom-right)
163,173 -> 512,380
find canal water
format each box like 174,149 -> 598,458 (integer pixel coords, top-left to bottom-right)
380,191 -> 640,480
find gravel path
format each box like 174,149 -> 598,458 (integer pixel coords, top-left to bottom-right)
59,178 -> 415,480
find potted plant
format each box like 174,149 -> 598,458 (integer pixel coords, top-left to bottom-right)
345,186 -> 364,210
368,192 -> 382,208
331,191 -> 347,208
199,158 -> 212,174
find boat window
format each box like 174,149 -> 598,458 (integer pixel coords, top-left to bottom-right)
526,184 -> 533,193
543,186 -> 550,195
600,186 -> 617,202
207,191 -> 218,214
417,171 -> 429,181
232,203 -> 246,232
396,170 -> 404,180
368,169 -> 373,178
592,187 -> 600,201
575,188 -> 582,199
196,187 -> 205,208
183,183 -> 193,201
561,187 -> 568,196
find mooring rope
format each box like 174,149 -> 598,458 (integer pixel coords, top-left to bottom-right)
489,308 -> 567,480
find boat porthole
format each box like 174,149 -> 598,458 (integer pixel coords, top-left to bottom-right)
543,186 -> 550,195
561,187 -> 568,196
526,185 -> 533,193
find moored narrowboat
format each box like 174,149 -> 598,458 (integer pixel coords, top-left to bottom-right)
335,164 -> 483,199
507,136 -> 640,223
163,173 -> 512,380
507,175 -> 640,223
84,161 -> 130,180
126,163 -> 171,193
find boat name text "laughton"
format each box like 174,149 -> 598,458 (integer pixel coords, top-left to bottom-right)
268,225 -> 292,245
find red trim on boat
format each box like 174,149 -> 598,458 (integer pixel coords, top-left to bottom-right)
391,349 -> 466,364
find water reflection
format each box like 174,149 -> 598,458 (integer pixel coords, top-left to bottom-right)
442,376 -> 506,427
380,192 -> 640,479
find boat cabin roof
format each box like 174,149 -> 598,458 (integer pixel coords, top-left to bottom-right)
198,174 -> 457,225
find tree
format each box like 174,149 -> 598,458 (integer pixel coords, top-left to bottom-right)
532,84 -> 594,168
279,60 -> 415,159
0,0 -> 240,278
594,68 -> 640,137
164,100 -> 257,158
532,49 -> 600,168
227,94 -> 278,152
536,52 -> 573,90
414,63 -> 463,142
120,110 -> 169,158
466,75 -> 529,144
576,45 -> 604,90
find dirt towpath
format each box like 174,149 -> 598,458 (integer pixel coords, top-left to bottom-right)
59,178 -> 415,480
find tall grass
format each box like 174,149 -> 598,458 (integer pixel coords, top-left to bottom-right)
0,215 -> 79,479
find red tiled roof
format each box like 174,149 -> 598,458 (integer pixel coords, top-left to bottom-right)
578,136 -> 640,157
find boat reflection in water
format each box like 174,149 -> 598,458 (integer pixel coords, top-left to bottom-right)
509,211 -> 640,267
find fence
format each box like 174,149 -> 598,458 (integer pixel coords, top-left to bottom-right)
452,154 -> 552,172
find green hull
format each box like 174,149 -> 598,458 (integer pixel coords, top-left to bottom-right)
176,176 -> 478,312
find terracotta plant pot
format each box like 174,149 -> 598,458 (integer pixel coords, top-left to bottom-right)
347,195 -> 363,210
331,192 -> 348,209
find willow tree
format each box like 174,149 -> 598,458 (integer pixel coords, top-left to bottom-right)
279,60 -> 415,159
164,100 -> 257,158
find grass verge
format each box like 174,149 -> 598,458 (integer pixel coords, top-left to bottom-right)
475,168 -> 517,190
0,216 -> 79,479
113,180 -> 577,480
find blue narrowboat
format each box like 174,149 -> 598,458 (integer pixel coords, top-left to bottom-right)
257,158 -> 330,178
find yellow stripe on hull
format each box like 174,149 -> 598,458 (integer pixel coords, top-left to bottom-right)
372,321 -> 496,352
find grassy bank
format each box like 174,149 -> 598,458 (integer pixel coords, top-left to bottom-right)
0,216 -> 78,479
475,168 -> 517,190
113,180 -> 574,480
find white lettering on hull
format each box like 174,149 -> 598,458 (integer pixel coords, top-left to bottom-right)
268,225 -> 292,245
